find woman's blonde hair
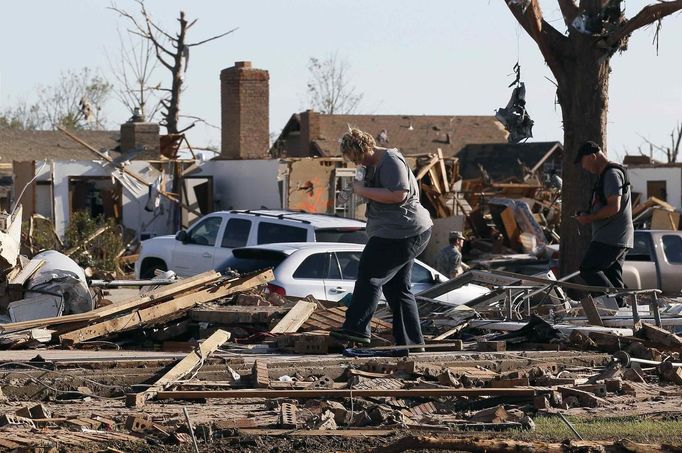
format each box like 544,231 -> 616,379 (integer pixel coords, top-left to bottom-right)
340,127 -> 375,162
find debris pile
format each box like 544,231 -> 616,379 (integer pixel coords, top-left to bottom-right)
0,260 -> 680,449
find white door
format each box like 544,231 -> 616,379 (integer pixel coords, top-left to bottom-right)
285,252 -> 333,300
324,251 -> 361,302
213,218 -> 253,270
170,216 -> 224,276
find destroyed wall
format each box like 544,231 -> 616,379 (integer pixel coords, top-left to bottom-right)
188,159 -> 284,211
28,161 -> 175,238
628,166 -> 682,210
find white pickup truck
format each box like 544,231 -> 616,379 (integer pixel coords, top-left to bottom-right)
624,230 -> 682,295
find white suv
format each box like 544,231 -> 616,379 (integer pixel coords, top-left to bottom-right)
134,210 -> 367,279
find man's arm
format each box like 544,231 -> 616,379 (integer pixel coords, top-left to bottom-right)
577,194 -> 621,224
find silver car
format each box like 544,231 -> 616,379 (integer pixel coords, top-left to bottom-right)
219,242 -> 489,305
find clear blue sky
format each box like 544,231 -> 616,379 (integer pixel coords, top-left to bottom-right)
2,1 -> 681,161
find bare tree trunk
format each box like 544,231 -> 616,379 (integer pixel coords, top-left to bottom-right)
165,12 -> 188,134
557,36 -> 610,277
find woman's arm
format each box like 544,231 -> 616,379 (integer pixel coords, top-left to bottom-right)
354,181 -> 407,204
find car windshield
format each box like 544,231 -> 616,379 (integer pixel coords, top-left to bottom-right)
218,249 -> 288,274
315,228 -> 368,244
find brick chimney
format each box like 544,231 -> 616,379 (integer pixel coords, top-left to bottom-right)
120,109 -> 160,159
298,110 -> 320,157
220,61 -> 269,159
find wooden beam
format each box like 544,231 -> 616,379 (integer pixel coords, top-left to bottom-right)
437,148 -> 449,191
60,270 -> 273,346
270,301 -> 317,334
64,226 -> 110,257
7,259 -> 45,299
126,329 -> 231,407
155,387 -> 540,400
580,295 -> 604,327
415,155 -> 439,180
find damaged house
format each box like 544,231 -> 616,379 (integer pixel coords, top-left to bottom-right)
3,122 -> 184,240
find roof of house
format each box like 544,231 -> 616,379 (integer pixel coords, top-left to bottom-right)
276,113 -> 509,158
457,141 -> 563,180
0,129 -> 121,162
0,128 -> 160,162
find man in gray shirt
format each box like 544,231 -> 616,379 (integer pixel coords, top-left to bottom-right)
575,141 -> 633,305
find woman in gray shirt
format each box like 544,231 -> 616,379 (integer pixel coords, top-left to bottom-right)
331,127 -> 432,346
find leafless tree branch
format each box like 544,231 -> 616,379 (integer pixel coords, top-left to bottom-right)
503,0 -> 568,79
606,0 -> 682,47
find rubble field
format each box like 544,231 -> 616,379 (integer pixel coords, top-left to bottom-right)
0,264 -> 681,452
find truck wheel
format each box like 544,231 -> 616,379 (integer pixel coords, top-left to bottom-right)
140,258 -> 167,279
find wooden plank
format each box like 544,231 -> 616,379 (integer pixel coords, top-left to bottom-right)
65,226 -> 110,257
60,270 -> 273,346
580,295 -> 604,327
8,259 -> 45,287
436,148 -> 449,192
270,301 -> 317,334
427,167 -> 443,194
415,155 -> 439,180
500,207 -> 520,247
156,387 -> 540,400
0,270 -> 222,334
126,329 -> 231,407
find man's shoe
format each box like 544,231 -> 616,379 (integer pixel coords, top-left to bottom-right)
330,329 -> 371,344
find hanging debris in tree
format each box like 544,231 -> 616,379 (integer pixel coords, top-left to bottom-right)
495,63 -> 534,144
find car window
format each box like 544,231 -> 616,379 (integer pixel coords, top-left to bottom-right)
219,249 -> 287,274
257,222 -> 307,244
293,253 -> 331,279
221,218 -> 251,248
315,229 -> 368,244
335,252 -> 361,280
188,217 -> 222,246
627,233 -> 654,262
662,235 -> 682,264
411,263 -> 434,284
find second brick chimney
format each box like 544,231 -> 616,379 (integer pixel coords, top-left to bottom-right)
220,61 -> 269,159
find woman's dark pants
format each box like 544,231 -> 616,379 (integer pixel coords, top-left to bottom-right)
341,228 -> 432,346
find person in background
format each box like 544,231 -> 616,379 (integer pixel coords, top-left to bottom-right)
575,141 -> 633,306
435,231 -> 468,278
330,127 -> 433,346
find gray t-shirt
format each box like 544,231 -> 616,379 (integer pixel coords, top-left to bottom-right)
365,149 -> 433,239
591,167 -> 634,248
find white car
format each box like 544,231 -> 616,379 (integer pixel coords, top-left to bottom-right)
219,242 -> 490,305
134,210 -> 367,279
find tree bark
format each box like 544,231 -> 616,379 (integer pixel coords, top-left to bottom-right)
557,34 -> 611,277
165,12 -> 188,134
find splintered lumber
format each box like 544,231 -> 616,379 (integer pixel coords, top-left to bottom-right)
126,329 -> 231,407
415,155 -> 439,181
580,295 -> 604,327
8,259 -> 45,288
156,387 -> 540,401
60,269 -> 273,346
436,148 -> 449,191
302,306 -> 392,332
270,301 -> 317,334
64,226 -> 110,257
0,270 -> 222,334
640,322 -> 682,348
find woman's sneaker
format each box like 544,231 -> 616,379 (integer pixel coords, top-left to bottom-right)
330,329 -> 371,344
